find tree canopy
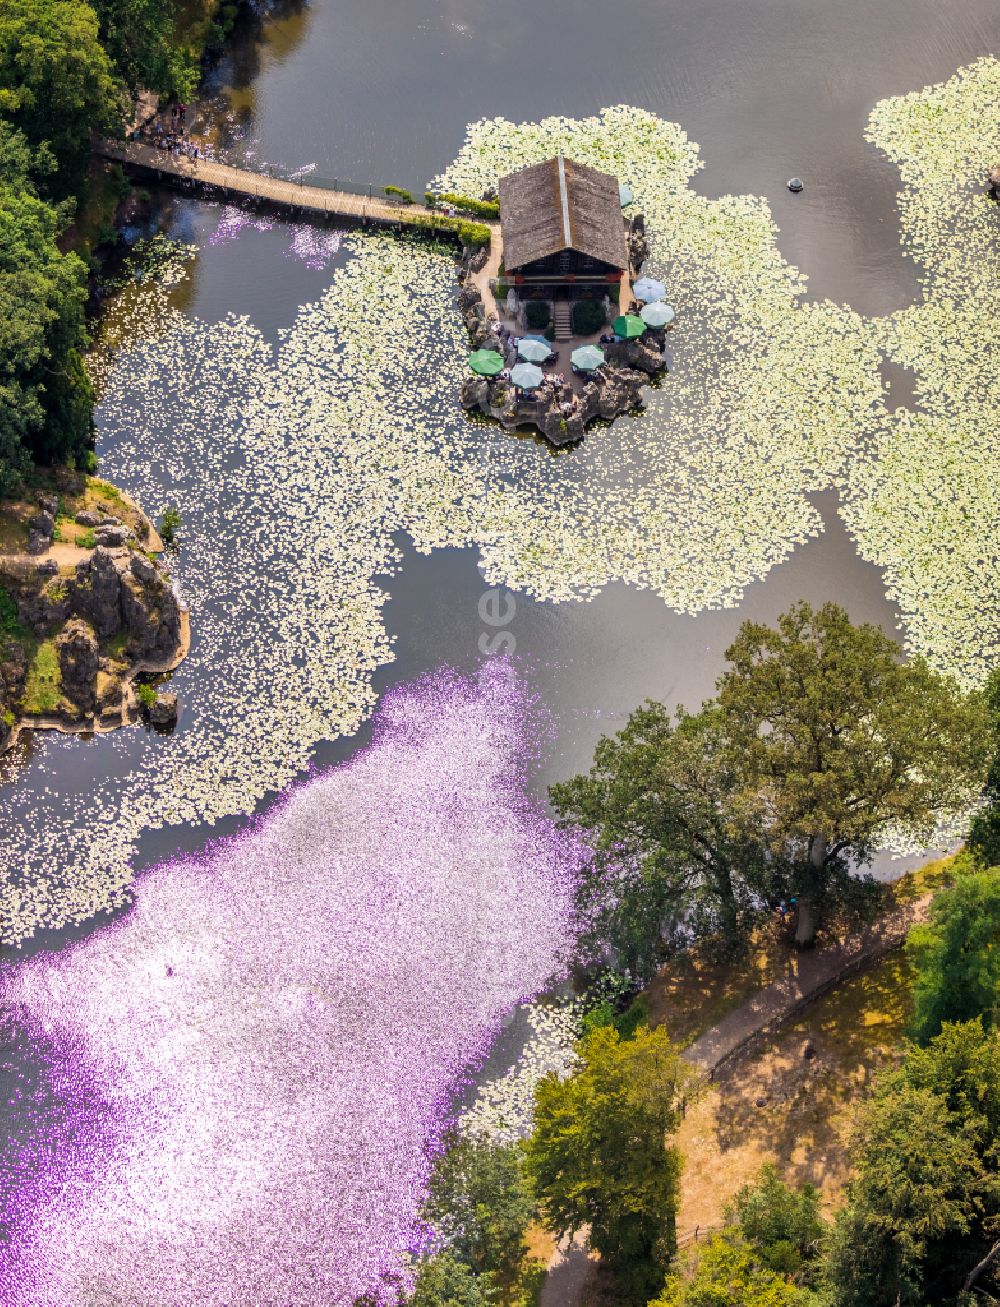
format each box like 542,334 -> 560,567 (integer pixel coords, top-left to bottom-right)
551,703 -> 773,977
907,866 -> 1000,1044
825,1020 -> 1000,1305
553,603 -> 991,966
718,603 -> 990,946
651,1231 -> 817,1307
408,1254 -> 496,1307
525,1023 -> 695,1304
421,1129 -> 534,1291
90,0 -> 201,100
0,166 -> 92,496
0,0 -> 123,197
969,668 -> 1000,867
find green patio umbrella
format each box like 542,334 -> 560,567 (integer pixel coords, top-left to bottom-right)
571,345 -> 605,372
612,314 -> 646,339
517,338 -> 550,363
467,349 -> 505,376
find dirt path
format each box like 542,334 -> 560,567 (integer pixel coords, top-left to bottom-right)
683,893 -> 932,1077
541,1232 -> 596,1307
537,889 -> 934,1303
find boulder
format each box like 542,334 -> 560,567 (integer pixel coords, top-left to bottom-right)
14,576 -> 71,637
149,692 -> 179,729
542,408 -> 584,446
578,383 -> 601,425
37,494 -> 58,517
71,547 -> 123,639
37,559 -> 58,578
457,283 -> 482,312
95,525 -> 132,548
56,619 -> 99,713
604,340 -> 664,376
129,553 -> 158,585
460,376 -> 489,410
95,669 -> 122,715
26,530 -> 49,556
120,566 -> 182,662
74,510 -> 101,528
28,511 -> 54,538
468,246 -> 489,274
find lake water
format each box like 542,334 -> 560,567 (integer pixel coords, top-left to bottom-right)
1,0 -> 997,1299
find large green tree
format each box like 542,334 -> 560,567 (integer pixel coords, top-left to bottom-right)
969,669 -> 1000,868
651,1231 -> 817,1307
551,703 -> 773,977
717,602 -> 988,947
825,1021 -> 1000,1305
0,0 -> 122,196
421,1129 -> 534,1291
90,0 -> 199,99
907,867 -> 1000,1045
408,1254 -> 496,1307
0,156 -> 92,495
727,1165 -> 825,1286
525,1024 -> 694,1305
553,603 -> 989,963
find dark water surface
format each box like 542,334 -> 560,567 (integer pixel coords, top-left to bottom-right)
5,0 -> 995,943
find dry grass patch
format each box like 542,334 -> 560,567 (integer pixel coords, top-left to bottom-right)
644,919 -> 795,1048
675,948 -> 913,1234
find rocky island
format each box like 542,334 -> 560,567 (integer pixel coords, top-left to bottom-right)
0,472 -> 188,754
456,157 -> 669,445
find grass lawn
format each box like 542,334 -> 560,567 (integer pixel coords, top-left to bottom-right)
22,639 -> 62,715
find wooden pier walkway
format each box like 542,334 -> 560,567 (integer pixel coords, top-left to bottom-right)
95,138 -> 495,239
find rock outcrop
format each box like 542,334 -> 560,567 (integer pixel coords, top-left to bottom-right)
148,692 -> 179,729
56,620 -> 100,713
0,541 -> 186,748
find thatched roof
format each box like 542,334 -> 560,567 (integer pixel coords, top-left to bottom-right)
499,156 -> 628,273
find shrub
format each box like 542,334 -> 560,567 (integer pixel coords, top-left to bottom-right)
78,529 -> 96,549
137,682 -> 157,710
384,185 -> 415,205
159,507 -> 181,546
0,587 -> 22,637
572,298 -> 607,335
454,220 -> 491,248
524,300 -> 550,330
436,192 -> 500,219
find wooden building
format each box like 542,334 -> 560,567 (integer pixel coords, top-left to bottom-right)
498,156 -> 628,300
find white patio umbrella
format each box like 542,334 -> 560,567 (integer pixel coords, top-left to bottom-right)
571,345 -> 605,372
640,301 -> 676,328
510,362 -> 544,389
517,338 -> 550,363
633,276 -> 666,303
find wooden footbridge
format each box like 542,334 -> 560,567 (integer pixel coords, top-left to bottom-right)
95,137 -> 496,240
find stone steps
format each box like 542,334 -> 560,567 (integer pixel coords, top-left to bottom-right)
552,302 -> 572,341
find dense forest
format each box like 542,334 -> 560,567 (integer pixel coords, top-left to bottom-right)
0,0 -> 237,498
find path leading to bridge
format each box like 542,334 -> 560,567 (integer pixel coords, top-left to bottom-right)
95,138 -> 499,239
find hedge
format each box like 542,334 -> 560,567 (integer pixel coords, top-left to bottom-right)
425,191 -> 500,219
572,298 -> 607,335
